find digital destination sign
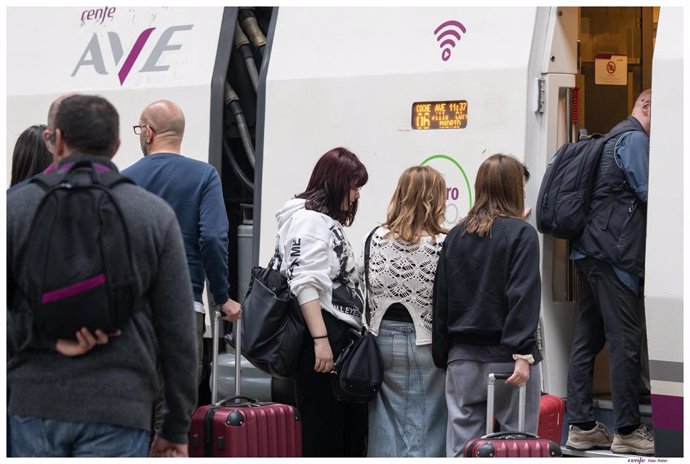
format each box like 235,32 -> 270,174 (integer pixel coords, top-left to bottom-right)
412,100 -> 468,130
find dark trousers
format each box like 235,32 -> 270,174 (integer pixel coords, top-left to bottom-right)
566,257 -> 643,431
294,312 -> 367,457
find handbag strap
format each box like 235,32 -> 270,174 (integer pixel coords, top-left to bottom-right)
363,226 -> 378,326
267,237 -> 283,269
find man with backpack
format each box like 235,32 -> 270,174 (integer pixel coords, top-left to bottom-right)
564,89 -> 654,456
7,94 -> 198,457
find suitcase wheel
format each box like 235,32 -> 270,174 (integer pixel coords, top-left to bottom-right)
549,441 -> 563,457
477,442 -> 496,457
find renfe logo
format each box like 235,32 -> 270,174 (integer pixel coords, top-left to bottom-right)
81,6 -> 116,24
71,25 -> 194,85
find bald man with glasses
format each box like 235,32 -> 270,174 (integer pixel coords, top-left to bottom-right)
123,101 -> 241,421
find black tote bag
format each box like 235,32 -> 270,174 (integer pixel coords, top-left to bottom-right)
227,250 -> 305,378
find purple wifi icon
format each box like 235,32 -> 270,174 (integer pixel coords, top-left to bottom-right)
434,20 -> 467,62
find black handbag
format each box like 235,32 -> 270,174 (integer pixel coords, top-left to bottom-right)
331,227 -> 384,403
227,247 -> 305,378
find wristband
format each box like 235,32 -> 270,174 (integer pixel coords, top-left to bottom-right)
512,354 -> 535,365
312,335 -> 328,340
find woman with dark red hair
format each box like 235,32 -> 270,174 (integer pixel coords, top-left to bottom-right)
275,147 -> 369,457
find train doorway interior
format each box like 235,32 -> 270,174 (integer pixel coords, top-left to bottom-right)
559,6 -> 661,457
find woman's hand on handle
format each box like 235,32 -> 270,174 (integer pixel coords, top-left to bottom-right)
506,358 -> 530,387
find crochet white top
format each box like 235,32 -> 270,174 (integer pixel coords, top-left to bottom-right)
358,226 -> 446,345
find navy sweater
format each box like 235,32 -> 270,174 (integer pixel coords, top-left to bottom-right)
123,153 -> 230,305
432,217 -> 541,368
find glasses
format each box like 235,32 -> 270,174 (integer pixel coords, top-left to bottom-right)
132,124 -> 153,135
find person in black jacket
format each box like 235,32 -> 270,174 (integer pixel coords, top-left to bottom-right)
432,154 -> 542,457
566,89 -> 653,456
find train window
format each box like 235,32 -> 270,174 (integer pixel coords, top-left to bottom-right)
411,100 -> 468,130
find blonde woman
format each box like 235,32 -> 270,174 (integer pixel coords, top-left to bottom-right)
358,165 -> 448,457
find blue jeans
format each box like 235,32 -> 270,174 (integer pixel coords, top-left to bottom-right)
368,320 -> 447,457
9,415 -> 149,457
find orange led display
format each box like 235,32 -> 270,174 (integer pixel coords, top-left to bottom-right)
412,100 -> 468,130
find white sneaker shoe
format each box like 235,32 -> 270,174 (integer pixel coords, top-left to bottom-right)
565,423 -> 613,450
611,425 -> 655,456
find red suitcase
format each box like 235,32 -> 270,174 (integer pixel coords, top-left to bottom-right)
462,373 -> 562,458
537,393 -> 565,445
188,311 -> 302,457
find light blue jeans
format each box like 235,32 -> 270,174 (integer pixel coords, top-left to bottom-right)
367,320 -> 447,457
9,415 -> 149,457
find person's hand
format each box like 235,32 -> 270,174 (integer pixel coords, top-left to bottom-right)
149,435 -> 188,457
313,338 -> 334,373
220,299 -> 242,322
506,358 -> 530,387
55,327 -> 121,357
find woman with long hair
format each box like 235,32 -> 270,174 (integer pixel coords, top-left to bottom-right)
275,147 -> 368,457
432,154 -> 542,456
10,124 -> 52,186
361,165 -> 449,456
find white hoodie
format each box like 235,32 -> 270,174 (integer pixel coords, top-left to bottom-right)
275,198 -> 364,329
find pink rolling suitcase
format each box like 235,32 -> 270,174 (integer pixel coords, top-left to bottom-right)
462,373 -> 562,458
188,311 -> 302,457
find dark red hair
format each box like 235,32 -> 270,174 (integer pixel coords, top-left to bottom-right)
297,147 -> 368,226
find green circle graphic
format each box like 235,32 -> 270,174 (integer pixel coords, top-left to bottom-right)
420,154 -> 473,208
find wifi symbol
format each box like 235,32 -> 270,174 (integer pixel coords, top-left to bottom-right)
434,20 -> 467,62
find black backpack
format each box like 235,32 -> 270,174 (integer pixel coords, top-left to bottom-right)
17,157 -> 139,340
536,128 -> 631,240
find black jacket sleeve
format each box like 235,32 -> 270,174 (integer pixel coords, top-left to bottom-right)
501,225 -> 541,354
432,239 -> 451,368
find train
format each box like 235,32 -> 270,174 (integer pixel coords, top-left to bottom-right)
6,6 -> 684,457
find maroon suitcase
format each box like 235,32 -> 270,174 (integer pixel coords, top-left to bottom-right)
537,393 -> 565,445
188,311 -> 302,457
462,373 -> 562,458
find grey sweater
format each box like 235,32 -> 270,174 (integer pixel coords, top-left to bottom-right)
7,166 -> 198,444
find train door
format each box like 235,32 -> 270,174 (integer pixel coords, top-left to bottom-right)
550,7 -> 682,458
576,4 -> 658,431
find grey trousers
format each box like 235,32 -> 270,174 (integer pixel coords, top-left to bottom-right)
445,359 -> 541,457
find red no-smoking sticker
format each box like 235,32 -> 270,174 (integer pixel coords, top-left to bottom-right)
606,61 -> 616,74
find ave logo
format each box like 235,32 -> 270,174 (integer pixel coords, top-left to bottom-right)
71,25 -> 193,85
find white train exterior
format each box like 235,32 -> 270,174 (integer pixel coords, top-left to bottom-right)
6,6 -> 684,457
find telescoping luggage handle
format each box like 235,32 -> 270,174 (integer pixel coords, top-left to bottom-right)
486,373 -> 527,435
211,309 -> 243,404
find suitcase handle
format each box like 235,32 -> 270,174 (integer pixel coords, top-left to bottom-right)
487,372 -> 527,435
211,310 -> 243,404
482,431 -> 538,440
211,310 -> 221,404
216,395 -> 259,407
